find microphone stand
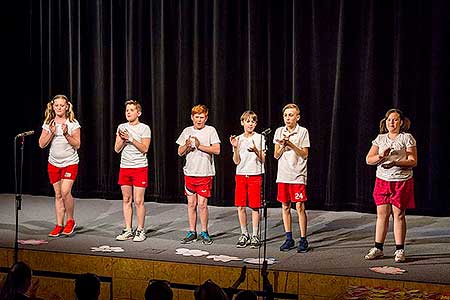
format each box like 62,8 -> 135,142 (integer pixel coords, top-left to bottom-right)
259,129 -> 271,299
14,135 -> 25,264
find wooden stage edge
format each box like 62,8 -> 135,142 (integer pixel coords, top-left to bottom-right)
1,247 -> 449,300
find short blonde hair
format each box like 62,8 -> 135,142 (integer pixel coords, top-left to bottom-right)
191,104 -> 208,116
240,110 -> 258,122
282,103 -> 300,115
125,99 -> 142,112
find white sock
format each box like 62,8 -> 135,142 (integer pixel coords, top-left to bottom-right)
241,227 -> 248,236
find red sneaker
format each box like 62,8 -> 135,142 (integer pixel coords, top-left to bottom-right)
62,219 -> 76,236
48,225 -> 64,237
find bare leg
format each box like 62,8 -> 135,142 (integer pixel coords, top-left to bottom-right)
197,195 -> 209,232
281,202 -> 292,232
133,186 -> 146,229
121,185 -> 133,229
237,206 -> 247,230
187,194 -> 198,232
375,204 -> 392,243
296,202 -> 307,237
52,181 -> 65,225
60,179 -> 75,220
251,208 -> 260,234
392,205 -> 406,245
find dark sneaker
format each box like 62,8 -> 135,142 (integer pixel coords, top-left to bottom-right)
181,231 -> 197,244
280,239 -> 295,251
236,234 -> 250,248
199,231 -> 213,245
297,239 -> 309,253
48,225 -> 64,237
133,228 -> 146,242
250,235 -> 261,249
62,219 -> 76,236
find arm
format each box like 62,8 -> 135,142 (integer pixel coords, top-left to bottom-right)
198,143 -> 220,155
248,140 -> 265,163
284,140 -> 308,159
230,135 -> 240,164
274,142 -> 284,160
130,137 -> 150,154
38,129 -> 54,149
114,133 -> 126,153
366,145 -> 390,165
178,138 -> 194,156
63,127 -> 81,150
382,146 -> 417,169
193,136 -> 220,155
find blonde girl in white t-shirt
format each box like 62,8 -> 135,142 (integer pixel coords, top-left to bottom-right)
39,95 -> 81,238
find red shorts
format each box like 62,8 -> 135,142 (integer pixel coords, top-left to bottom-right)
118,167 -> 148,188
48,163 -> 78,184
277,183 -> 307,203
373,177 -> 415,210
235,175 -> 262,209
184,176 -> 213,198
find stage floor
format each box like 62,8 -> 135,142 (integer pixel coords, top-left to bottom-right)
1,194 -> 449,286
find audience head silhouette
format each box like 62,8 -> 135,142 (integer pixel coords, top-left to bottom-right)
144,279 -> 173,300
194,279 -> 228,300
0,261 -> 33,300
235,290 -> 257,300
74,273 -> 100,300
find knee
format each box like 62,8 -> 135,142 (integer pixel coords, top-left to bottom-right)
187,201 -> 197,210
296,203 -> 306,214
198,201 -> 208,211
123,196 -> 133,205
393,211 -> 405,221
281,204 -> 291,213
237,206 -> 246,213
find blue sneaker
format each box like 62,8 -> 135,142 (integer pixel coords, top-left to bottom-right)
280,239 -> 295,251
199,231 -> 213,245
297,239 -> 309,253
181,231 -> 197,244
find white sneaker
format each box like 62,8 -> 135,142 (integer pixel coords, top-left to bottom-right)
394,249 -> 406,262
133,228 -> 146,242
116,229 -> 134,241
364,247 -> 384,260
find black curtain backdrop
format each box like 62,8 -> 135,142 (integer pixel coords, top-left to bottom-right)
2,0 -> 449,216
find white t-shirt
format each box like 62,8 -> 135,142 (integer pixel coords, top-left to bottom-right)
117,122 -> 151,168
42,120 -> 81,167
273,124 -> 310,184
234,132 -> 265,175
176,125 -> 221,176
373,132 -> 416,181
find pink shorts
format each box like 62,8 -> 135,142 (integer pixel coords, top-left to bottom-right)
277,183 -> 307,203
373,177 -> 415,210
235,175 -> 262,209
184,176 -> 213,198
118,167 -> 148,188
48,163 -> 78,184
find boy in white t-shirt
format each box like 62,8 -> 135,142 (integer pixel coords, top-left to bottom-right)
273,103 -> 310,253
39,95 -> 81,237
230,111 -> 265,248
176,104 -> 221,245
114,100 -> 151,242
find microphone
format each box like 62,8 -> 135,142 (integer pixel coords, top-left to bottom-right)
261,128 -> 271,136
16,130 -> 35,138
